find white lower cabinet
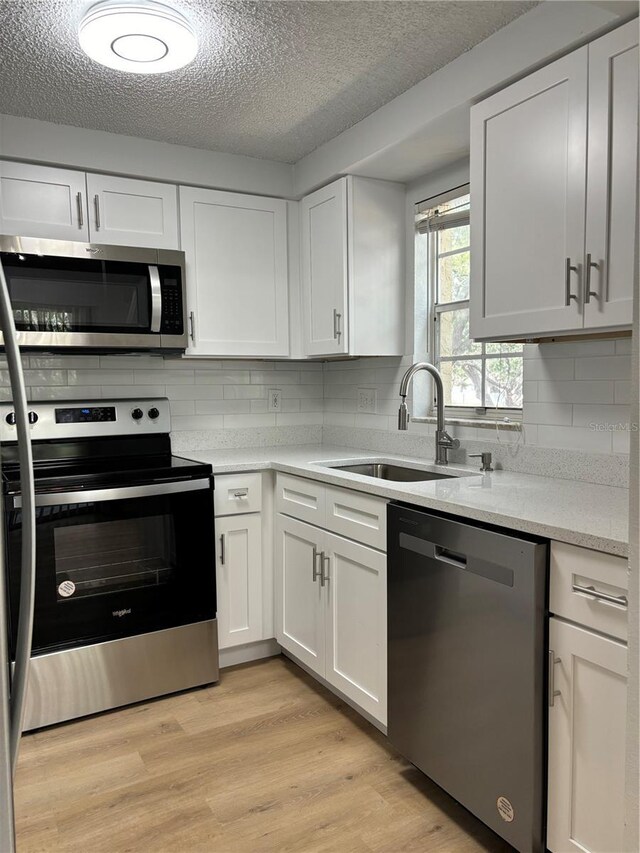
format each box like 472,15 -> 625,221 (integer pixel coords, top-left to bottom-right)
216,514 -> 263,649
275,510 -> 387,725
547,616 -> 627,853
276,515 -> 326,673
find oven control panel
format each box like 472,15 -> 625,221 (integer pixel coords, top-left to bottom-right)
55,406 -> 117,424
0,398 -> 171,441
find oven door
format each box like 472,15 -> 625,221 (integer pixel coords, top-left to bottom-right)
5,477 -> 215,657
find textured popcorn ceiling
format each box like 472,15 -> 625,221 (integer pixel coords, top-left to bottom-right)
0,0 -> 536,163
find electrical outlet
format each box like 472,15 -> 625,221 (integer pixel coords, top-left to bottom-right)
357,388 -> 377,413
268,389 -> 282,412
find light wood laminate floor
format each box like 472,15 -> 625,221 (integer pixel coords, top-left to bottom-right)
15,656 -> 512,853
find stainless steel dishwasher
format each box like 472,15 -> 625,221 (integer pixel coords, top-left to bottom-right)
387,504 -> 548,853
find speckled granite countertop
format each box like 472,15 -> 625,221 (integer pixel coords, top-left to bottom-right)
184,444 -> 629,557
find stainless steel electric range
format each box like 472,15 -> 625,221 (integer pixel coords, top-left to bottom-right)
1,397 -> 218,730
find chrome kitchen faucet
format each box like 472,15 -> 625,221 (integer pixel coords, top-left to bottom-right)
398,362 -> 460,465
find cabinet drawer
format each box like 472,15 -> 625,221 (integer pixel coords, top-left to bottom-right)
276,474 -> 325,526
214,473 -> 262,517
325,485 -> 387,551
550,542 -> 628,641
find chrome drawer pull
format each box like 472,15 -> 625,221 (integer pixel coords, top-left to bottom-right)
320,554 -> 330,588
572,583 -> 627,609
565,257 -> 578,305
584,253 -> 600,303
312,546 -> 321,583
232,489 -> 248,498
548,650 -> 561,707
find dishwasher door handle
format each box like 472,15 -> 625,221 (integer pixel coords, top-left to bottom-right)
434,545 -> 467,568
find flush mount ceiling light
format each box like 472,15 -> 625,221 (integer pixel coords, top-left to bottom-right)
78,0 -> 197,74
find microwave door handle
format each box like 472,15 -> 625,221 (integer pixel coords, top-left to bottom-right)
0,259 -> 36,777
149,265 -> 162,334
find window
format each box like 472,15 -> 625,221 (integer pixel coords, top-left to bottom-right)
416,187 -> 523,415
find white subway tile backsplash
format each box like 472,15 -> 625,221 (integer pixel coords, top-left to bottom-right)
171,415 -> 224,431
575,356 -> 630,380
536,380 -> 614,404
135,369 -> 194,385
523,358 -> 574,381
195,399 -> 251,415
571,404 -> 631,428
537,424 -> 612,453
68,369 -> 134,385
223,414 -> 276,428
195,370 -> 250,385
614,381 -> 632,404
167,385 -> 224,400
0,341 -> 629,462
29,386 -> 102,401
522,402 -> 573,426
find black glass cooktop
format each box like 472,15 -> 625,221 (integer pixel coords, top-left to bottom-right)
1,435 -> 212,495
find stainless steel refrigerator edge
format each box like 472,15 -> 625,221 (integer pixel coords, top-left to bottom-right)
0,255 -> 38,852
387,504 -> 548,853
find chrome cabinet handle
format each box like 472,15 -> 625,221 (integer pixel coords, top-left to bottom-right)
233,489 -> 248,499
320,554 -> 330,587
189,311 -> 195,342
94,194 -> 101,230
584,253 -> 599,304
0,258 -> 36,775
565,258 -> 578,306
76,192 -> 84,228
333,308 -> 342,342
219,534 -> 225,566
572,583 -> 627,609
548,650 -> 561,707
312,546 -> 321,582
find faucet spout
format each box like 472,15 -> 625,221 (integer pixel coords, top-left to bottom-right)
397,362 -> 460,465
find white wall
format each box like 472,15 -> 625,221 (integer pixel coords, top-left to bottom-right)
0,114 -> 294,199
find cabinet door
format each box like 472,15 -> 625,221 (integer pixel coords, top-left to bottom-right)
0,161 -> 88,241
216,514 -> 263,649
301,178 -> 349,356
86,174 -> 179,249
547,618 -> 627,853
323,531 -> 387,724
584,21 -> 638,329
470,49 -> 588,340
180,187 -> 289,357
275,515 -> 325,676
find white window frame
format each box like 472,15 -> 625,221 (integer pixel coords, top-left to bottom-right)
417,185 -> 522,421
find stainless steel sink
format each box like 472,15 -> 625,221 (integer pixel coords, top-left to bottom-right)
327,463 -> 457,482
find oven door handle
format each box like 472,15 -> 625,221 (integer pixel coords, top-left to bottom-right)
149,265 -> 162,334
0,258 -> 36,778
12,477 -> 212,509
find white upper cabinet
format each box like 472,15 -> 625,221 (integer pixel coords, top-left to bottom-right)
0,161 -> 89,241
300,175 -> 405,358
180,186 -> 290,358
86,174 -> 179,249
471,19 -> 638,341
0,161 -> 180,249
301,178 -> 349,356
470,50 -> 588,340
584,22 -> 638,329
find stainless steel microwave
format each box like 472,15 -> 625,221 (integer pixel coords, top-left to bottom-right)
0,236 -> 187,352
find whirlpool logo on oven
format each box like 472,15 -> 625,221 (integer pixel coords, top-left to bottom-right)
112,608 -> 132,618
